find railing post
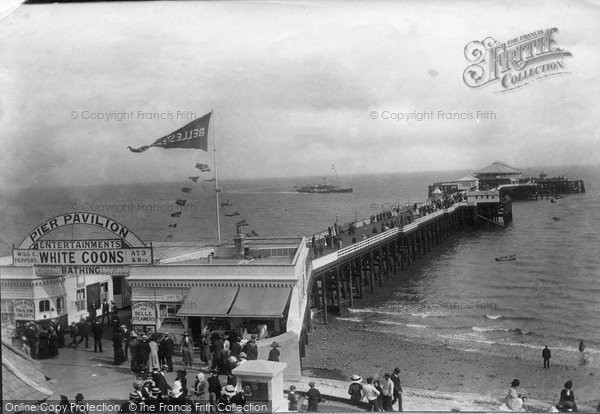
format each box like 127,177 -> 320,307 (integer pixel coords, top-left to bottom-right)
322,273 -> 328,325
336,266 -> 342,316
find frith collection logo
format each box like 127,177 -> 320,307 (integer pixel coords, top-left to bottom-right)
463,28 -> 572,92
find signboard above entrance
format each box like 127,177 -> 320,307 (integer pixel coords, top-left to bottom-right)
13,248 -> 152,266
14,299 -> 35,320
35,265 -> 130,276
18,212 -> 147,249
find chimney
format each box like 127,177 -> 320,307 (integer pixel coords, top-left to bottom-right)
233,233 -> 246,259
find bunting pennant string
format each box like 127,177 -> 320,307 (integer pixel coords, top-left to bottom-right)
175,199 -> 187,207
220,199 -> 232,208
195,163 -> 211,172
171,211 -> 182,218
181,187 -> 192,193
168,224 -> 177,228
225,211 -> 240,217
189,176 -> 200,183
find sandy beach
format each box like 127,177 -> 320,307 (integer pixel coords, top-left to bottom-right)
302,316 -> 599,411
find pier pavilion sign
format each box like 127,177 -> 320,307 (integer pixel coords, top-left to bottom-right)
13,212 -> 152,267
463,28 -> 572,92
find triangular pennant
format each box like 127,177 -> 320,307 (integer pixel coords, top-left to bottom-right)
181,187 -> 192,193
175,199 -> 187,207
171,211 -> 182,218
168,224 -> 177,228
188,176 -> 200,183
225,211 -> 240,217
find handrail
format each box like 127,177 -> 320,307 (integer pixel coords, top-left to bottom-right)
311,202 -> 470,270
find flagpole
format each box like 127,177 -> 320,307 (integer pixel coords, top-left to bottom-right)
213,110 -> 221,242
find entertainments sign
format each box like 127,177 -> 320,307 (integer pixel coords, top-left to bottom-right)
13,248 -> 152,266
132,302 -> 157,324
463,28 -> 572,92
13,299 -> 35,320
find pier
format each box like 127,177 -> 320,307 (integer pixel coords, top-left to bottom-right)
298,198 -> 509,360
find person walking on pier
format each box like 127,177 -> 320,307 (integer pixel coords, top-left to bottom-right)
542,346 -> 551,369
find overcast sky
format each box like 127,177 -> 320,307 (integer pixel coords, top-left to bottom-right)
1,0 -> 599,189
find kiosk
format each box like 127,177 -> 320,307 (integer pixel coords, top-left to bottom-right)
233,360 -> 287,412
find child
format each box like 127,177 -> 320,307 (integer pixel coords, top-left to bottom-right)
288,385 -> 299,412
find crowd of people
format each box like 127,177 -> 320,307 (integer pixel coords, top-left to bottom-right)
344,369 -> 403,412
308,192 -> 466,257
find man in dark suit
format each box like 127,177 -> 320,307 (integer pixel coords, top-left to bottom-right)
136,334 -> 151,372
76,318 -> 91,348
542,346 -> 551,368
208,369 -> 222,401
92,320 -> 103,352
151,366 -> 171,398
391,367 -> 403,411
159,333 -> 175,372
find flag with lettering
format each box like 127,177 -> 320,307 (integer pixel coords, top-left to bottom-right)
127,111 -> 211,153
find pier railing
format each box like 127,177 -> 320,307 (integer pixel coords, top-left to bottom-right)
312,202 -> 469,270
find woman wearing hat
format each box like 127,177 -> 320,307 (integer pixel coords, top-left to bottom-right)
348,375 -> 363,406
194,372 -> 209,402
501,380 -> 525,412
148,335 -> 160,372
218,385 -> 237,412
556,380 -> 577,412
267,341 -> 280,362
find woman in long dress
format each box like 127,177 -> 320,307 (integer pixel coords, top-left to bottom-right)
148,335 -> 160,372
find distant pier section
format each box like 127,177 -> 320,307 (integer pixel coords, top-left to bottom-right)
429,161 -> 585,201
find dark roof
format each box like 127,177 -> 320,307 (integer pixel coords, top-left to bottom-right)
475,161 -> 521,175
2,339 -> 53,402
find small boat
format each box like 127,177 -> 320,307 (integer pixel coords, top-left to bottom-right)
495,255 -> 516,261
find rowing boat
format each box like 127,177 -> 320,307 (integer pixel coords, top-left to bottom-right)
495,255 -> 516,261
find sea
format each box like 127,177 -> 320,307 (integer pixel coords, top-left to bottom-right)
1,165 -> 599,366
